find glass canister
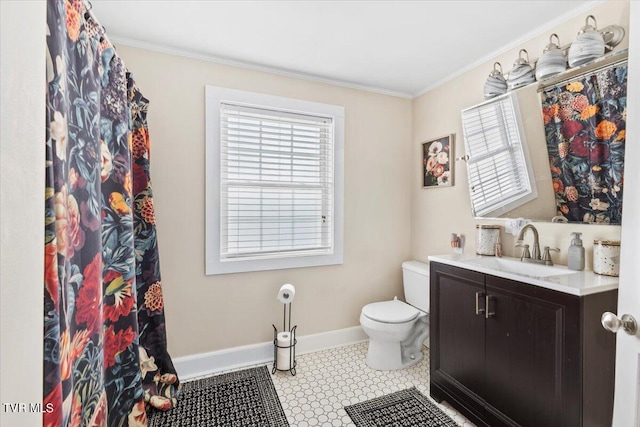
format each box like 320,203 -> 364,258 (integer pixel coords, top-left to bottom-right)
476,225 -> 501,256
593,240 -> 621,276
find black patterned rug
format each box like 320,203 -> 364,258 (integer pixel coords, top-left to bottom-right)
147,366 -> 289,426
345,387 -> 458,427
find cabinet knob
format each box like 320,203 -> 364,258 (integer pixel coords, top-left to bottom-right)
601,312 -> 637,335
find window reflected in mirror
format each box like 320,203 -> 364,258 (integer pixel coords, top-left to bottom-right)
461,93 -> 538,218
461,55 -> 627,225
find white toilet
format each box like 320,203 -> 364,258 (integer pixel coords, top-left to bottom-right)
360,260 -> 430,370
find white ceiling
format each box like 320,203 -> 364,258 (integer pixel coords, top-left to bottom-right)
92,0 -> 600,98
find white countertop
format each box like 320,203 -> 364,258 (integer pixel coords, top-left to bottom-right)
428,253 -> 619,297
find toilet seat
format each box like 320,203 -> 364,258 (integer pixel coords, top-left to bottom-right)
362,299 -> 419,324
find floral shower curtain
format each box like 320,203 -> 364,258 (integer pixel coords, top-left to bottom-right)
44,1 -> 179,425
541,63 -> 627,224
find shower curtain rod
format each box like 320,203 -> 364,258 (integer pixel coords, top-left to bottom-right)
538,51 -> 628,92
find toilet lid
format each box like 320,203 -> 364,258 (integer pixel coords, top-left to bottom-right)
362,300 -> 420,324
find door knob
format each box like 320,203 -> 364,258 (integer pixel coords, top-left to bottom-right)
601,312 -> 638,335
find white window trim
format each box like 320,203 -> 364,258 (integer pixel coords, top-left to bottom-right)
461,92 -> 538,218
205,86 -> 344,275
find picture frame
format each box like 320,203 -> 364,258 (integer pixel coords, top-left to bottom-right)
422,134 -> 454,188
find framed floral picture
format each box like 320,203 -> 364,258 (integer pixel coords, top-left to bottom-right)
422,134 -> 454,188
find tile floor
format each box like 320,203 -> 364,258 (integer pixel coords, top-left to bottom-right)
267,341 -> 476,427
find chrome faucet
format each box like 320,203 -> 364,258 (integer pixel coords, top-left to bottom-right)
515,224 -> 560,265
516,224 -> 542,263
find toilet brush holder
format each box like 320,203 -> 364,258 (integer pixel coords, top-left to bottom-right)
272,302 -> 297,375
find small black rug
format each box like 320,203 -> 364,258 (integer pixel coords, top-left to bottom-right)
147,366 -> 289,426
345,387 -> 458,427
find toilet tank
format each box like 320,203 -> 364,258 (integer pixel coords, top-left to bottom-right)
402,261 -> 430,312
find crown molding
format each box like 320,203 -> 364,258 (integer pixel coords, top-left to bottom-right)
412,0 -> 607,98
109,1 -> 606,101
108,36 -> 414,100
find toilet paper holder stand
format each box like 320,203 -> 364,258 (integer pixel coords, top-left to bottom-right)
272,302 -> 297,376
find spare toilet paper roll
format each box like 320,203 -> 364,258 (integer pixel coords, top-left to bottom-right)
277,283 -> 295,304
276,331 -> 293,370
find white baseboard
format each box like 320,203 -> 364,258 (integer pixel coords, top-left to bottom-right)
173,326 -> 368,380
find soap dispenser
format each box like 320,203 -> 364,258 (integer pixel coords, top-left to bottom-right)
568,232 -> 585,271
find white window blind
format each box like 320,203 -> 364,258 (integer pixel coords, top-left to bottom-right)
220,103 -> 334,261
461,94 -> 535,217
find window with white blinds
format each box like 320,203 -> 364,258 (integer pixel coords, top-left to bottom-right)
221,104 -> 333,259
461,93 -> 537,218
206,87 -> 344,275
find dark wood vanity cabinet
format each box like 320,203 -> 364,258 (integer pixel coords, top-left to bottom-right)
430,262 -> 617,427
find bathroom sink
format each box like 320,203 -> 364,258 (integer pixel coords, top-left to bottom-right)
463,257 -> 578,278
428,254 -> 619,296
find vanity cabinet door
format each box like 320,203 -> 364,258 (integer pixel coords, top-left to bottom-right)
430,263 -> 487,422
484,276 -> 580,427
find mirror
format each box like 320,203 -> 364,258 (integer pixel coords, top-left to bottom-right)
462,54 -> 628,224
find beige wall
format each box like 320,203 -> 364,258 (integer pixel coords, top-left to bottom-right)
1,4 -> 634,408
0,1 -> 45,425
116,45 -> 413,357
412,0 -> 630,269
